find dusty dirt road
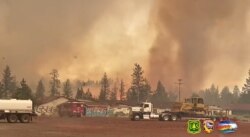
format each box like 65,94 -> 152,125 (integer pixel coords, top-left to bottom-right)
0,117 -> 249,137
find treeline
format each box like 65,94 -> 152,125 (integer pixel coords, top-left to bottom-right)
0,67 -> 75,105
194,70 -> 250,106
0,64 -> 177,106
0,66 -> 33,100
0,64 -> 250,106
193,85 -> 239,107
97,64 -> 177,105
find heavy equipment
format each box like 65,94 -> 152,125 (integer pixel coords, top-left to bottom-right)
130,97 -> 219,121
159,97 -> 215,121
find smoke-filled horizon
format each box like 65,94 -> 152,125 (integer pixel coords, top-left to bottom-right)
0,0 -> 154,90
1,0 -> 250,97
149,0 -> 250,97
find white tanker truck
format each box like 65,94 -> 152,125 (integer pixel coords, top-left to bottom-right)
0,99 -> 36,123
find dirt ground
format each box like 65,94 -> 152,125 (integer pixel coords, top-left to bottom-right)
0,117 -> 249,137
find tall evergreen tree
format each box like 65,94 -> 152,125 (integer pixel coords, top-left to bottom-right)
84,88 -> 93,100
1,65 -> 16,98
220,86 -> 233,106
140,79 -> 151,101
75,87 -> 84,100
110,79 -> 118,101
63,79 -> 72,98
0,82 -> 3,98
232,85 -> 240,104
239,69 -> 250,103
99,73 -> 110,101
49,69 -> 61,97
119,80 -> 125,101
127,88 -> 137,103
151,81 -> 168,105
35,79 -> 45,104
203,84 -> 220,106
127,63 -> 151,103
14,78 -> 33,100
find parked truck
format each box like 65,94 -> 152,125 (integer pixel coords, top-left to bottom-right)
130,102 -> 160,120
0,99 -> 35,123
130,97 -> 222,121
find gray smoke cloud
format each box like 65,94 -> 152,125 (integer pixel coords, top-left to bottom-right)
149,0 -> 250,97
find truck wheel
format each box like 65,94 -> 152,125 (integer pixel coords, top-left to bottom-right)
133,114 -> 140,121
7,114 -> 18,123
20,114 -> 30,123
171,115 -> 177,121
162,115 -> 170,121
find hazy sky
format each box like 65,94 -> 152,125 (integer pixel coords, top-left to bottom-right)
1,0 -> 250,97
150,0 -> 250,95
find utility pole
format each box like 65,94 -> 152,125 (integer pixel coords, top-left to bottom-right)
175,79 -> 183,102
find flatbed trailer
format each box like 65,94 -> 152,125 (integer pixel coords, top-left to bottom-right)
159,111 -> 224,121
130,97 -> 228,122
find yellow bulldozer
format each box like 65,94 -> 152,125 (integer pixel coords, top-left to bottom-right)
171,97 -> 208,115
159,97 -> 228,121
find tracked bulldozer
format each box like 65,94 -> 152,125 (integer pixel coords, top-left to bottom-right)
158,97 -> 214,121
171,97 -> 208,115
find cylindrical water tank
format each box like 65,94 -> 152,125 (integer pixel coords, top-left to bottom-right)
0,99 -> 32,111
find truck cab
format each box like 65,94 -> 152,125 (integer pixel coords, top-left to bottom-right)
140,102 -> 152,113
130,102 -> 159,120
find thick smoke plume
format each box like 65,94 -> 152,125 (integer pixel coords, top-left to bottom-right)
1,0 -> 250,98
0,0 -> 153,92
0,0 -> 113,81
150,0 -> 250,97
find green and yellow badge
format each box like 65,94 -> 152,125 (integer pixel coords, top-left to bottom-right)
187,120 -> 201,134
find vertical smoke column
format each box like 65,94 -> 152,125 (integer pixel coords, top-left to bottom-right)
149,0 -> 236,96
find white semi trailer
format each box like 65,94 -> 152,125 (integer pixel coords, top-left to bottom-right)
0,99 -> 35,123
